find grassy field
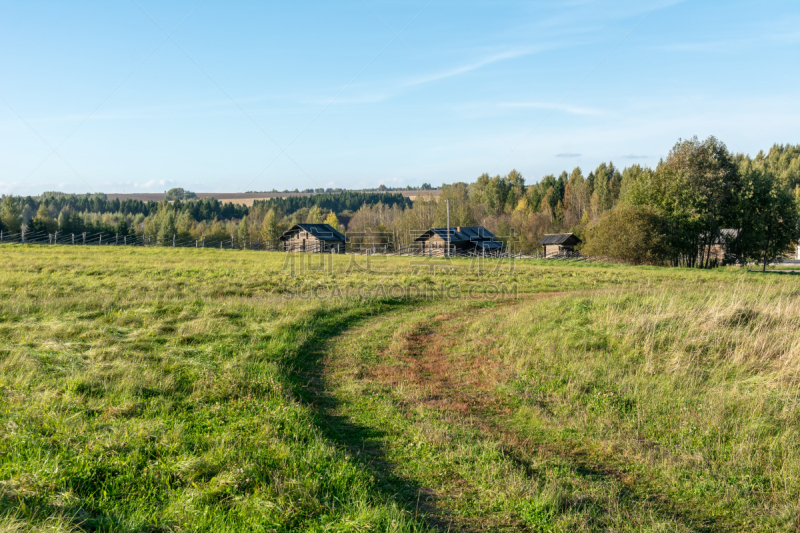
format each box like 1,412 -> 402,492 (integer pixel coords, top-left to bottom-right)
1,246 -> 798,532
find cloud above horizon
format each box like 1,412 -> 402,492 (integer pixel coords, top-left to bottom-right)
405,48 -> 537,88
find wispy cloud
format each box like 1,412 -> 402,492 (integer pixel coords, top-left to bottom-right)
405,48 -> 535,87
328,48 -> 543,105
620,154 -> 649,159
499,101 -> 604,116
556,153 -> 581,158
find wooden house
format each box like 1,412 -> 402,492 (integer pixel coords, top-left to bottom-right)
279,223 -> 346,253
538,233 -> 581,257
703,228 -> 739,264
414,226 -> 505,256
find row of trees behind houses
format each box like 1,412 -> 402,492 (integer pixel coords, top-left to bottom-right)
341,137 -> 800,267
2,137 -> 798,266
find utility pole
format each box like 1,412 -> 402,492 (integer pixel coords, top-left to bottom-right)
446,199 -> 450,258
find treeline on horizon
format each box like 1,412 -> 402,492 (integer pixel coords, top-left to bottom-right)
246,182 -> 435,194
2,137 -> 799,267
0,190 -> 413,245
251,191 -> 412,217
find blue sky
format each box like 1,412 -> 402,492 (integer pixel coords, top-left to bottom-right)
1,0 -> 798,195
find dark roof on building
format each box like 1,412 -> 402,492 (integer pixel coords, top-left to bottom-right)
279,223 -> 346,242
414,226 -> 499,243
716,228 -> 739,243
475,240 -> 504,250
537,233 -> 581,245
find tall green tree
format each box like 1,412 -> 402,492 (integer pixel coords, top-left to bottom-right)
625,136 -> 739,266
27,204 -> 58,234
737,164 -> 800,270
238,215 -> 251,245
563,167 -> 588,228
306,205 -> 322,224
0,197 -> 22,234
261,209 -> 280,245
435,182 -> 475,227
759,144 -> 800,190
151,203 -> 177,245
592,163 -> 613,214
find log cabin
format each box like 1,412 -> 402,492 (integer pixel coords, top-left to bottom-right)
414,226 -> 505,256
538,233 -> 581,257
279,223 -> 346,253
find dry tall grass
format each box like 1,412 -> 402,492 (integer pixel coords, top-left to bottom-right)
455,278 -> 800,529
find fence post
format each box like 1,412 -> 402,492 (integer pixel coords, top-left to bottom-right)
195,239 -> 198,248
173,234 -> 176,247
83,232 -> 86,245
54,231 -> 58,244
99,234 -> 102,245
115,233 -> 118,245
21,229 -> 25,244
124,236 -> 127,246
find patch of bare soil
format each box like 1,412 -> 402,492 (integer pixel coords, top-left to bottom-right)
372,293 -> 564,417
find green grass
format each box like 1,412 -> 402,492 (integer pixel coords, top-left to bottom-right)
0,245 -> 796,531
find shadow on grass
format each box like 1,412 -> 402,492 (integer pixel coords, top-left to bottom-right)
1,297 -> 447,533
275,297 -> 467,532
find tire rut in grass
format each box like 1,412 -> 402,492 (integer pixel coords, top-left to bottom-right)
296,301 -> 478,532
373,302 -> 733,533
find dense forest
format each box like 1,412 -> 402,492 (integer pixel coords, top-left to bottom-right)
252,191 -> 411,216
339,138 -> 800,267
2,137 -> 799,266
0,190 -> 413,247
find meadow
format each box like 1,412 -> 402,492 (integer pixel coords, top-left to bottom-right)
1,246 -> 798,532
